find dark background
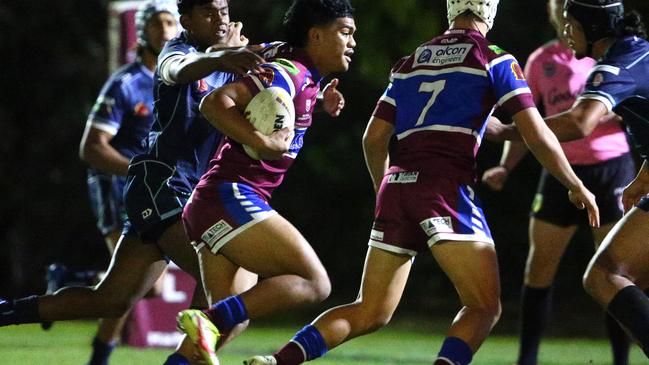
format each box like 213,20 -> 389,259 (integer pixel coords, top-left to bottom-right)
1,0 -> 648,336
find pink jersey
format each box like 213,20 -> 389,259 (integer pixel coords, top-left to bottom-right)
525,40 -> 629,165
197,45 -> 321,199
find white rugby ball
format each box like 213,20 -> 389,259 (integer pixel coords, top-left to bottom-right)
243,86 -> 295,160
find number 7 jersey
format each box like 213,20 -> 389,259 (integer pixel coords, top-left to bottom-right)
373,28 -> 535,183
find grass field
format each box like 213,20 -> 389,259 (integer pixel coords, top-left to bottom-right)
1,321 -> 646,364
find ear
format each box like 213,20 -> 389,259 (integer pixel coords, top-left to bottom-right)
307,27 -> 323,46
180,14 -> 190,32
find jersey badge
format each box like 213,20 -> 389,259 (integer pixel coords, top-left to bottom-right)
134,102 -> 150,117
592,73 -> 604,87
197,79 -> 208,93
511,62 -> 525,81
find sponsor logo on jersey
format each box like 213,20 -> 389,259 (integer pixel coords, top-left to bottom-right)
414,44 -> 474,67
202,219 -> 233,247
488,45 -> 506,55
370,229 -> 384,241
592,72 -> 605,87
420,216 -> 453,236
134,102 -> 150,117
387,171 -> 419,184
197,79 -> 208,93
440,37 -> 459,44
511,62 -> 525,81
288,128 -> 306,155
141,208 -> 153,219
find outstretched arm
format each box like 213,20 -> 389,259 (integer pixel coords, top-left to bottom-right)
513,107 -> 599,227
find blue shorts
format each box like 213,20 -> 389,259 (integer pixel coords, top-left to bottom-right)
369,171 -> 493,257
122,155 -> 188,242
532,153 -> 635,227
182,182 -> 276,254
87,170 -> 127,236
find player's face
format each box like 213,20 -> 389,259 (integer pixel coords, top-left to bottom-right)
146,12 -> 178,55
182,0 -> 230,49
563,15 -> 588,58
314,17 -> 356,75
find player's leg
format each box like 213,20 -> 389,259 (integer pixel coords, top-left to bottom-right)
592,222 -> 632,365
583,204 -> 649,357
245,246 -> 412,365
431,240 -> 501,365
517,218 -> 576,365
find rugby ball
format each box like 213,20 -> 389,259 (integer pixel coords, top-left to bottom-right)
243,87 -> 295,160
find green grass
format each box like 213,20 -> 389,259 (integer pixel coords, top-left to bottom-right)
1,321 -> 646,364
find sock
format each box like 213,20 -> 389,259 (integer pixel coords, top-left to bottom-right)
518,286 -> 553,365
436,336 -> 473,365
607,285 -> 649,358
204,295 -> 248,334
0,296 -> 41,326
606,312 -> 630,365
274,325 -> 328,365
163,352 -> 190,365
86,336 -> 116,365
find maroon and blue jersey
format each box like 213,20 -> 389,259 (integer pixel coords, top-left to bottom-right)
87,61 -> 155,161
149,30 -> 236,196
197,43 -> 322,199
578,36 -> 649,160
373,29 -> 535,183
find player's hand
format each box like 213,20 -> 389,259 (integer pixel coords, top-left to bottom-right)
213,48 -> 265,75
257,127 -> 294,160
568,184 -> 600,227
481,166 -> 509,191
321,78 -> 345,117
621,176 -> 649,213
224,21 -> 249,47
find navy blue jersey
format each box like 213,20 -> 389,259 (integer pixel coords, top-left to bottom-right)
86,61 -> 154,161
579,36 -> 649,159
149,30 -> 236,196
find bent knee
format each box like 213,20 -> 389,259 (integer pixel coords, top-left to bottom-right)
353,302 -> 394,333
468,299 -> 502,324
308,272 -> 331,303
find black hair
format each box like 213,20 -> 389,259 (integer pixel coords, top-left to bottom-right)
283,0 -> 355,47
618,10 -> 647,39
177,0 -> 227,15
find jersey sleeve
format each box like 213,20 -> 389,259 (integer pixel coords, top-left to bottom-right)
158,41 -> 193,85
488,54 -> 535,117
578,63 -> 637,112
86,79 -> 128,136
371,57 -> 408,125
240,61 -> 297,98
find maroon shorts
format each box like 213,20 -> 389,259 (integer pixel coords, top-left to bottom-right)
369,171 -> 493,256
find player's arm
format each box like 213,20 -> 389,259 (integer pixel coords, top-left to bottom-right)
363,116 -> 393,194
199,82 -> 292,160
622,160 -> 649,212
481,140 -> 528,191
542,99 -> 610,141
79,126 -> 130,176
512,107 -> 599,226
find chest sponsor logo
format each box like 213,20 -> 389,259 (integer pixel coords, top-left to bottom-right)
134,102 -> 150,117
420,216 -> 453,236
201,219 -> 233,247
414,44 -> 474,67
387,171 -> 419,184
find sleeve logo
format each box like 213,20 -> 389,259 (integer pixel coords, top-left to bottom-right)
511,62 -> 525,81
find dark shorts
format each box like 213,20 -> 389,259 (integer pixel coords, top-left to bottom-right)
122,155 -> 188,242
87,171 -> 127,236
369,171 -> 493,257
182,182 -> 276,254
532,153 -> 636,227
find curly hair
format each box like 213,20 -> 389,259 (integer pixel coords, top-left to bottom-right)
618,10 -> 647,39
283,0 -> 355,47
177,0 -> 228,15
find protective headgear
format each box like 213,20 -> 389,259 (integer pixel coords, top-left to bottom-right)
447,0 -> 500,30
564,0 -> 624,48
135,0 -> 179,49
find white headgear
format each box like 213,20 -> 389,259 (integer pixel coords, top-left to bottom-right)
135,0 -> 179,49
447,0 -> 500,29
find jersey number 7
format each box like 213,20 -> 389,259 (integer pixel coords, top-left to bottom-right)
416,80 -> 447,126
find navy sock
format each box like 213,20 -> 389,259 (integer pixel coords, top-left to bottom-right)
436,336 -> 473,365
205,295 -> 248,334
163,352 -> 190,365
275,324 -> 328,364
607,285 -> 649,358
86,336 -> 116,365
606,312 -> 630,365
518,286 -> 552,365
0,295 -> 41,326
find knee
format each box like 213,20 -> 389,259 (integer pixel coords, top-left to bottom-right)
469,298 -> 502,325
307,270 -> 331,304
353,301 -> 394,334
